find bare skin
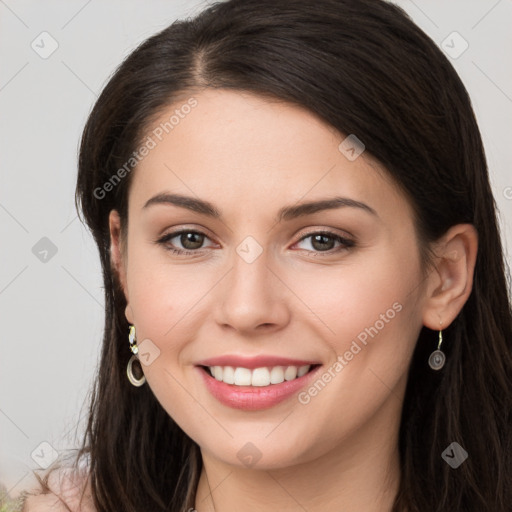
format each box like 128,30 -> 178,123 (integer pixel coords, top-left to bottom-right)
27,88 -> 476,512
21,468 -> 94,511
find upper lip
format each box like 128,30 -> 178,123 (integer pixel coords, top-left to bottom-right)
195,355 -> 321,369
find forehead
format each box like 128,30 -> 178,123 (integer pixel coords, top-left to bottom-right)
128,89 -> 410,222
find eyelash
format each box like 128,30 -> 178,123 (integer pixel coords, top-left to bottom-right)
155,229 -> 355,256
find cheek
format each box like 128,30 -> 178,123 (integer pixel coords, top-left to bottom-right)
288,244 -> 422,412
288,242 -> 421,347
126,243 -> 198,326
124,245 -> 219,389
124,251 -> 204,428
286,271 -> 421,457
124,246 -> 181,366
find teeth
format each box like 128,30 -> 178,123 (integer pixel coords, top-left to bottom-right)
251,367 -> 270,386
234,367 -> 252,386
222,366 -> 235,384
284,366 -> 297,380
270,366 -> 285,384
207,365 -> 311,387
297,365 -> 310,377
213,366 -> 223,381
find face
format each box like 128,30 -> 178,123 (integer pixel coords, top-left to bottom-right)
112,89 -> 428,470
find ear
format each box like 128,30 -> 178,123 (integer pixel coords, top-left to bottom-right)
109,210 -> 134,324
422,224 -> 478,330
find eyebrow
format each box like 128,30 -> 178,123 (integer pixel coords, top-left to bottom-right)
143,193 -> 377,221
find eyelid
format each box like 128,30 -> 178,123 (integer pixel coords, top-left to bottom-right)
295,226 -> 354,241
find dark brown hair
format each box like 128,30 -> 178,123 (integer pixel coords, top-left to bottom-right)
30,0 -> 512,510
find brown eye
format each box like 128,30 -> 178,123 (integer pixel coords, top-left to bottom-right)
310,234 -> 336,251
179,232 -> 205,250
294,231 -> 355,254
156,230 -> 213,255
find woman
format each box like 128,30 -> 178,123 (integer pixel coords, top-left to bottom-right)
22,0 -> 512,510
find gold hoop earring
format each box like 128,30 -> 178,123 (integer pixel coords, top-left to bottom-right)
127,325 -> 146,386
127,355 -> 146,387
428,328 -> 446,370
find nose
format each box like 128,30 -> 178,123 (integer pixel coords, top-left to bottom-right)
215,245 -> 291,335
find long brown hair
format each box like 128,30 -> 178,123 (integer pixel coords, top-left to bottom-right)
32,1 -> 512,510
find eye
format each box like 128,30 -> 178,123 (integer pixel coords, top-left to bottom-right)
293,231 -> 354,254
155,229 -> 354,256
155,230 -> 215,255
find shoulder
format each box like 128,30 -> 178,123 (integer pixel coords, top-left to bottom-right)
22,493 -> 73,512
21,467 -> 95,512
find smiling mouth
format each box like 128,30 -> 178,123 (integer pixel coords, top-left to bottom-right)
199,364 -> 321,387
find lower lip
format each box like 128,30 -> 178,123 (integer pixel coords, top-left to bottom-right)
196,365 -> 322,411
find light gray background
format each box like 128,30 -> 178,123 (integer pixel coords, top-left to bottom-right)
1,0 -> 511,499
